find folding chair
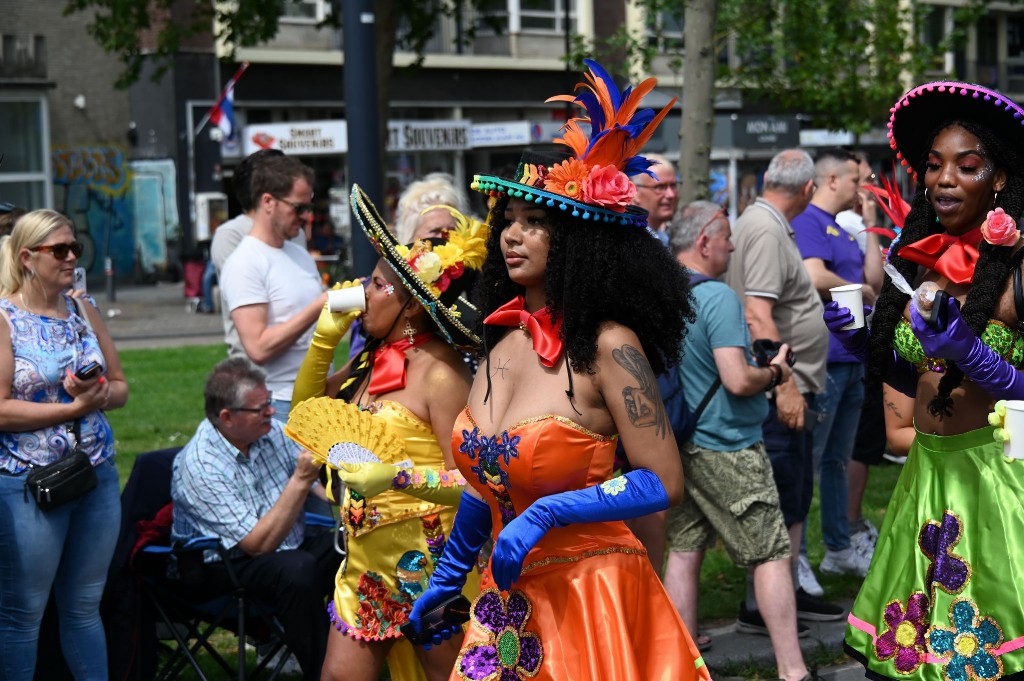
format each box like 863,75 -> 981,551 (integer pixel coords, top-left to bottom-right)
110,448 -> 337,681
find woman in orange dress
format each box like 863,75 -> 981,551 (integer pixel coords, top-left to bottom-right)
405,60 -> 710,681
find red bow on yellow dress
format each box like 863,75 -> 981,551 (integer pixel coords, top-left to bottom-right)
368,332 -> 435,395
897,226 -> 983,285
484,296 -> 564,367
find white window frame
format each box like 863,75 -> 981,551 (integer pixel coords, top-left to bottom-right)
511,0 -> 577,35
279,0 -> 330,25
0,93 -> 52,208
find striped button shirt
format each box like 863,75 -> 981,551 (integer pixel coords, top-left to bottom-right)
171,419 -> 304,560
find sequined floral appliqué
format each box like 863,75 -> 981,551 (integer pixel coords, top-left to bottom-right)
456,589 -> 543,680
460,427 -> 520,525
928,598 -> 1004,681
354,571 -> 411,638
918,511 -> 970,600
875,592 -> 930,674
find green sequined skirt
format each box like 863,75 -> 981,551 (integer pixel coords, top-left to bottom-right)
845,425 -> 1024,681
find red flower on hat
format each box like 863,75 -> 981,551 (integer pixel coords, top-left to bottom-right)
583,165 -> 637,212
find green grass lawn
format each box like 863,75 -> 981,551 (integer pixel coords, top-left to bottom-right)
105,342 -> 900,679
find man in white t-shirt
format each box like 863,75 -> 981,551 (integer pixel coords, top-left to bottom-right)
221,155 -> 326,421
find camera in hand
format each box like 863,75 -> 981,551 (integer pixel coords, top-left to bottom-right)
75,361 -> 102,381
400,594 -> 472,646
752,339 -> 795,368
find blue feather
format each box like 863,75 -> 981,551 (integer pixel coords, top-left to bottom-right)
575,92 -> 606,133
583,58 -> 622,111
624,157 -> 656,177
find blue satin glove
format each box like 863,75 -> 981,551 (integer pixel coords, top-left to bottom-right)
910,295 -> 1024,400
407,491 -> 491,647
490,468 -> 669,591
823,300 -> 872,361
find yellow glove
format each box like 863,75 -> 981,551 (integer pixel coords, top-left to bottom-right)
336,462 -> 467,506
292,280 -> 363,408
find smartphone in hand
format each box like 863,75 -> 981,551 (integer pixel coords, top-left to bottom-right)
73,267 -> 87,293
400,594 -> 472,646
75,361 -> 102,381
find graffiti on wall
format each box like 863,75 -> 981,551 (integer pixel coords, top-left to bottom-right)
52,146 -> 134,276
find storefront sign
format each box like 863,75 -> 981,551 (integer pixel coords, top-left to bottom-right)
470,122 -> 531,147
242,121 -> 348,156
387,121 -> 470,151
731,115 -> 799,148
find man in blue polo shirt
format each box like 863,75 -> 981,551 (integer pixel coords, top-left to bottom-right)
792,148 -> 880,578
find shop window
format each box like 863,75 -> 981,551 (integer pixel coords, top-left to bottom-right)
0,95 -> 50,208
280,0 -> 329,24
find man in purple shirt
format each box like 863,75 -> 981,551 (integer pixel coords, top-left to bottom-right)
792,148 -> 880,579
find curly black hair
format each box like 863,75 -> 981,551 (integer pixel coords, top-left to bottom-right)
868,119 -> 1024,417
477,194 -> 695,378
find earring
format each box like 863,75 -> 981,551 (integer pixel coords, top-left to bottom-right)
403,317 -> 418,344
924,187 -> 929,199
994,191 -> 1000,206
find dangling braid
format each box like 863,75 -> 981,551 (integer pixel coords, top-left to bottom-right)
867,119 -> 1024,416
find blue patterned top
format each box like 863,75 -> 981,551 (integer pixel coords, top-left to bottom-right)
0,294 -> 112,473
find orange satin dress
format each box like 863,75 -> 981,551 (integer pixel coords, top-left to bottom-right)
449,407 -> 710,681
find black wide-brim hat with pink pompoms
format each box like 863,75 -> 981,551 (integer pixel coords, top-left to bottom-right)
889,81 -> 1024,180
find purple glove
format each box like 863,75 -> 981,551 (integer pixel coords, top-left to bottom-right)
490,468 -> 668,591
910,295 -> 1024,400
823,300 -> 871,361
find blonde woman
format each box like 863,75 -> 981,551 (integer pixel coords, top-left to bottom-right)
0,210 -> 127,680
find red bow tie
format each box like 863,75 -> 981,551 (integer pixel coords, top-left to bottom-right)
897,227 -> 983,285
368,332 -> 434,395
483,296 -> 564,368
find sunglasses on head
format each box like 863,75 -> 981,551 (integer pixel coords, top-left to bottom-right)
30,241 -> 84,260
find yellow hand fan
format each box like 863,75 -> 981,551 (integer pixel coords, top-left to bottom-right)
285,397 -> 405,467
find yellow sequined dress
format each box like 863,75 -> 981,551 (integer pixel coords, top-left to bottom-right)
327,400 -> 481,681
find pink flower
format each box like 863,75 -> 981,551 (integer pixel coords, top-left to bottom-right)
981,207 -> 1020,246
582,165 -> 636,212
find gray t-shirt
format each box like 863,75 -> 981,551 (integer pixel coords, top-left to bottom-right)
726,198 -> 827,395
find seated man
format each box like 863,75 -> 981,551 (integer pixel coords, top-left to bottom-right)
171,357 -> 338,681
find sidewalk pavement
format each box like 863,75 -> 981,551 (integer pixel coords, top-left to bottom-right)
95,282 -> 224,350
701,599 -> 861,680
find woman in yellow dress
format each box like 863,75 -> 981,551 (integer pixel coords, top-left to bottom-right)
290,201 -> 488,681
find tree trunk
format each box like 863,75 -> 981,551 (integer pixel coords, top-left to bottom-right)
679,0 -> 717,204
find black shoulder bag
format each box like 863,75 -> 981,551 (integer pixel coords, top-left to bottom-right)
25,419 -> 97,511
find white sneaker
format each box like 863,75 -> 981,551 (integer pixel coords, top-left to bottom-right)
820,546 -> 872,577
850,518 -> 879,556
797,553 -> 824,597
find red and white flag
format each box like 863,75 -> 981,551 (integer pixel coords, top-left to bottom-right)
205,62 -> 249,141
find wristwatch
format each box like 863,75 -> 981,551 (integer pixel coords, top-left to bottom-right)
765,364 -> 783,391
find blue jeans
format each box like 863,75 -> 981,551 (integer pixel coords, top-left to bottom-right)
271,397 -> 292,424
811,362 -> 865,551
201,259 -> 217,312
0,457 -> 120,681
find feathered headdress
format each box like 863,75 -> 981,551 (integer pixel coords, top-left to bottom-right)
351,185 -> 488,350
471,59 -> 676,228
864,162 -> 910,243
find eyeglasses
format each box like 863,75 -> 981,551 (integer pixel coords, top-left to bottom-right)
274,196 -> 315,215
229,393 -> 275,414
636,181 -> 679,195
30,241 -> 84,260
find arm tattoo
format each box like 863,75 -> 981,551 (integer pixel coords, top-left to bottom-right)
884,398 -> 902,419
612,344 -> 668,439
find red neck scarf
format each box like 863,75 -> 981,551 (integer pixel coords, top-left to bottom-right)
483,296 -> 564,368
368,332 -> 435,395
897,226 -> 983,285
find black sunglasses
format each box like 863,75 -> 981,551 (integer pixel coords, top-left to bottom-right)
30,241 -> 84,260
274,196 -> 315,215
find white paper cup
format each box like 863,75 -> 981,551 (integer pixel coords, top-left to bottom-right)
327,284 -> 366,313
1003,400 -> 1024,460
829,284 -> 865,330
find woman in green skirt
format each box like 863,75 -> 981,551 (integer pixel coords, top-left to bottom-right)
824,81 -> 1024,681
